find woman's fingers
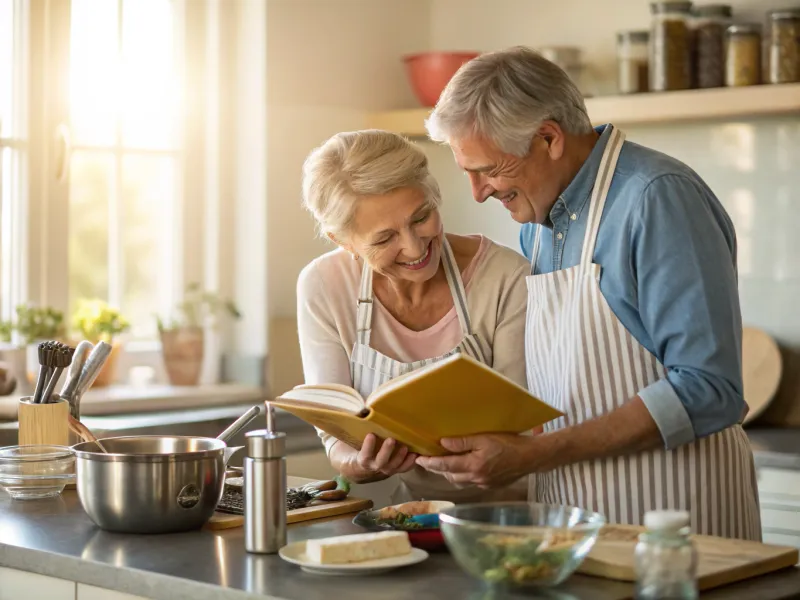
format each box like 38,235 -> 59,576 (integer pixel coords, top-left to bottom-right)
384,444 -> 409,472
395,452 -> 418,473
356,433 -> 379,469
373,437 -> 397,469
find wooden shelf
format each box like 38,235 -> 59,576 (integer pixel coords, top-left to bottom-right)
366,83 -> 800,138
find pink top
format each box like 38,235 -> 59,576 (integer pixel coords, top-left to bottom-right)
368,236 -> 489,362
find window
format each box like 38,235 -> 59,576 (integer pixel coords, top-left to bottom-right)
0,0 -> 27,325
68,0 -> 181,340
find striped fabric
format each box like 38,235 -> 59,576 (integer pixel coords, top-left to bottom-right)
525,126 -> 761,540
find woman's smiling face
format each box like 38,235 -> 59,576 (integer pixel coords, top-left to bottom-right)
344,186 -> 443,282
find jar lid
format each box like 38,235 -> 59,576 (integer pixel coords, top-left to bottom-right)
693,4 -> 733,18
245,429 -> 286,459
617,30 -> 650,43
644,510 -> 690,531
769,8 -> 800,20
727,23 -> 762,35
650,1 -> 693,15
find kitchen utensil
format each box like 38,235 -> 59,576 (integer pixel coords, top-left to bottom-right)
403,51 -> 480,107
41,344 -> 74,404
67,413 -> 108,453
742,326 -> 782,424
33,341 -> 60,403
439,502 -> 605,589
17,396 -> 70,446
71,341 -> 112,408
0,444 -> 75,500
244,429 -> 287,554
278,540 -> 428,576
60,340 -> 93,416
70,404 -> 263,534
578,523 -> 799,592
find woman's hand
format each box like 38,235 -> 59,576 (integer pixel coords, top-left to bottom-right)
333,434 -> 418,484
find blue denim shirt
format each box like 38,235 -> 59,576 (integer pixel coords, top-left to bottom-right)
520,124 -> 744,450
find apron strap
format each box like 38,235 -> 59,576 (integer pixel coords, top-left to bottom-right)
440,237 -> 474,336
354,236 -> 476,347
356,259 -> 374,346
579,125 -> 626,268
529,226 -> 542,275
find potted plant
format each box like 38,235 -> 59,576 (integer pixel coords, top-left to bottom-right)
14,304 -> 67,391
0,318 -> 26,395
157,283 -> 242,386
72,299 -> 130,387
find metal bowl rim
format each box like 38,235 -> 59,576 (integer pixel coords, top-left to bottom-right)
71,435 -> 226,463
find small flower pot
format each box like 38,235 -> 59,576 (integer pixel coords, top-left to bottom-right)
160,327 -> 204,386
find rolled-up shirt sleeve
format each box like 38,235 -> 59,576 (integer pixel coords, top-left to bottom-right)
631,174 -> 745,449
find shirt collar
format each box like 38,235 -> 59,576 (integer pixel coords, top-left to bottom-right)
549,124 -> 612,224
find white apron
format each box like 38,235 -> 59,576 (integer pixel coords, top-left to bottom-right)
525,125 -> 762,540
350,237 -> 528,504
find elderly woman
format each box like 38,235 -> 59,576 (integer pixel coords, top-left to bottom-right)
297,129 -> 529,505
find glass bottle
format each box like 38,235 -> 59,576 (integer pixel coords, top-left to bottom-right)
634,510 -> 698,600
725,24 -> 762,87
617,31 -> 650,94
650,1 -> 694,91
767,9 -> 800,84
692,4 -> 732,88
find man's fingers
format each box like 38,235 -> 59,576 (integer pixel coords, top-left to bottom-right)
373,437 -> 397,468
396,452 -> 418,473
439,436 -> 474,453
416,454 -> 473,474
357,434 -> 378,467
385,444 -> 409,472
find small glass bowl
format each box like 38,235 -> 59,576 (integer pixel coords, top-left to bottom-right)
0,445 -> 76,500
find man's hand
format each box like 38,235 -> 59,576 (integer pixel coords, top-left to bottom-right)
415,433 -> 539,489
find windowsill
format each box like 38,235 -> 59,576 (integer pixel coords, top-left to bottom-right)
0,382 -> 266,421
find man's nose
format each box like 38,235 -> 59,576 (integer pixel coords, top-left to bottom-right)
468,172 -> 493,204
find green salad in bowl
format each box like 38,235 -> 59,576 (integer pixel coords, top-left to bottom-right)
439,502 -> 605,588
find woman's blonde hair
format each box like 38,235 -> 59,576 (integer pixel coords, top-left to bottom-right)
301,129 -> 441,239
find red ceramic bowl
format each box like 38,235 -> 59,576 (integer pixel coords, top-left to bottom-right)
403,51 -> 481,107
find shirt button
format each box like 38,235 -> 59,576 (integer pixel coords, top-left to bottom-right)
571,213 -> 577,221
556,232 -> 564,240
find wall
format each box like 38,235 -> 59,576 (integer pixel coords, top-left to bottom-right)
264,0 -> 431,392
427,0 -> 800,420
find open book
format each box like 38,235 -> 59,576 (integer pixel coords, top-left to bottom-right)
270,353 -> 564,456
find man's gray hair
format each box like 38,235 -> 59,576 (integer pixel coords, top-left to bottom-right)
425,46 -> 593,156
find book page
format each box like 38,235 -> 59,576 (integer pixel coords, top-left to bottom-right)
278,386 -> 364,414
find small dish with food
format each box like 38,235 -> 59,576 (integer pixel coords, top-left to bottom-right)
439,502 -> 605,588
353,500 -> 454,551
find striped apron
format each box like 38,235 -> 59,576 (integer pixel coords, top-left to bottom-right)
351,237 -> 527,504
525,125 -> 762,540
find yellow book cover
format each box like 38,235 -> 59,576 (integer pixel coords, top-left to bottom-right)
270,353 -> 563,456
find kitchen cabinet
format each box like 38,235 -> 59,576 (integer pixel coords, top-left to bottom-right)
77,584 -> 150,600
758,467 -> 800,554
0,567 -> 75,600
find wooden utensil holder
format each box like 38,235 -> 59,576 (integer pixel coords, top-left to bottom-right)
18,396 -> 70,447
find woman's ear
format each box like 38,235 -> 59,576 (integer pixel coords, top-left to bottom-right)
327,232 -> 358,259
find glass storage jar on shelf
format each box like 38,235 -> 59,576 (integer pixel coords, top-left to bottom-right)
767,8 -> 800,84
538,46 -> 589,96
650,1 -> 694,91
617,30 -> 650,94
725,23 -> 762,86
692,4 -> 732,88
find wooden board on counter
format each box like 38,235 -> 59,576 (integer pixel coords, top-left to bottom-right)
205,476 -> 373,531
578,524 -> 799,591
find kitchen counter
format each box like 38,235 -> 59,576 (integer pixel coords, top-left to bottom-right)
747,428 -> 800,470
1,492 -> 799,600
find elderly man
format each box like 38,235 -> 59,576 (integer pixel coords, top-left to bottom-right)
416,46 -> 761,540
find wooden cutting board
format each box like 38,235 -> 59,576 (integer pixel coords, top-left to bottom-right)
578,524 -> 799,591
742,326 -> 782,424
204,476 -> 373,531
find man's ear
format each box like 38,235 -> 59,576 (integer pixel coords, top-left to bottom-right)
537,121 -> 566,161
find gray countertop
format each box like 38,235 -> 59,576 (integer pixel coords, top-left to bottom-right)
746,428 -> 800,470
1,492 -> 799,600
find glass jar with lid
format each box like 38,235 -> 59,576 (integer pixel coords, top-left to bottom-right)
726,23 -> 762,86
617,31 -> 650,94
634,510 -> 698,600
692,4 -> 732,88
767,8 -> 800,84
650,1 -> 694,91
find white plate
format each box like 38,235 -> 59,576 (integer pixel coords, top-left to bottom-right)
278,541 -> 428,576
